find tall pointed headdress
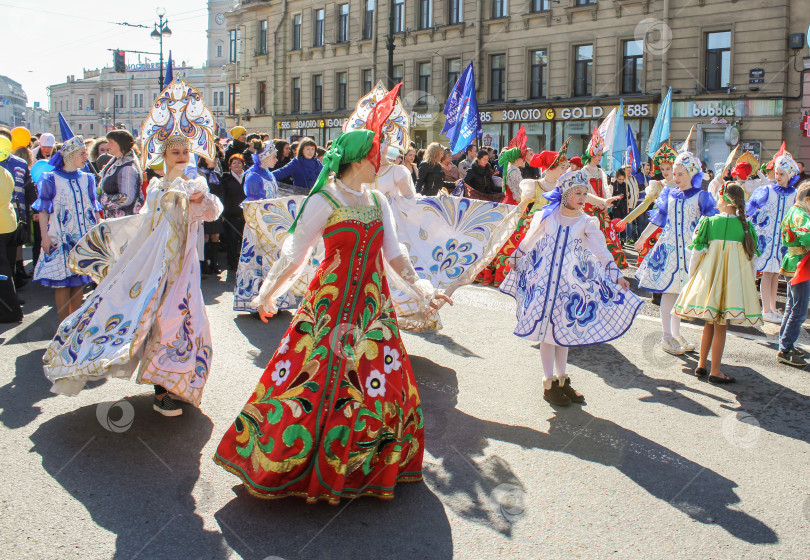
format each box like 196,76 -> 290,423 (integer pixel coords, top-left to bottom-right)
140,77 -> 216,168
343,80 -> 410,153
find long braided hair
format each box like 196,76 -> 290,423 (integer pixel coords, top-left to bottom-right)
722,182 -> 756,260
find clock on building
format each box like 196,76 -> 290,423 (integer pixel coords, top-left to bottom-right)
215,13 -> 225,25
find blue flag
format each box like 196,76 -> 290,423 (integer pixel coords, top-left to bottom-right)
625,124 -> 641,173
646,87 -> 672,158
164,51 -> 173,87
442,62 -> 481,154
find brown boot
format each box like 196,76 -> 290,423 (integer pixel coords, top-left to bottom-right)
543,380 -> 571,406
560,377 -> 585,403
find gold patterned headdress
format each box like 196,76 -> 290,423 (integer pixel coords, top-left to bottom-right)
343,81 -> 410,153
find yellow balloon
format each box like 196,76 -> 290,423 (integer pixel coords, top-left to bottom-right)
0,137 -> 11,161
10,127 -> 31,150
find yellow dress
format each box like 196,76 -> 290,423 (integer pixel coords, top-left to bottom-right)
674,214 -> 763,326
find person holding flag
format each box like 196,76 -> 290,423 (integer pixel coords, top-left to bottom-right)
214,89 -> 452,503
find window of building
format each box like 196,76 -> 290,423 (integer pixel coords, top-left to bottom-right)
531,0 -> 549,12
705,31 -> 731,91
292,78 -> 301,113
363,0 -> 375,40
392,65 -> 403,85
338,4 -> 349,43
490,54 -> 506,101
258,81 -> 267,113
573,44 -> 593,97
362,69 -> 373,93
446,58 -> 461,95
418,62 -> 431,100
336,72 -> 348,109
418,0 -> 433,29
228,83 -> 236,114
575,0 -> 594,5
529,49 -> 548,99
313,74 -> 323,111
113,94 -> 125,109
292,14 -> 302,50
217,45 -> 222,58
229,29 -> 237,62
449,0 -> 463,24
90,123 -> 94,131
622,39 -> 643,94
314,9 -> 325,47
259,20 -> 268,54
78,98 -> 83,111
393,0 -> 404,33
492,0 -> 508,18
89,97 -> 95,110
77,124 -> 82,131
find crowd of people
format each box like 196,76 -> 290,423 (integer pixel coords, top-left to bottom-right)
2,76 -> 809,505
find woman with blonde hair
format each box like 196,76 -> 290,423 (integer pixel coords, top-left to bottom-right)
416,142 -> 453,196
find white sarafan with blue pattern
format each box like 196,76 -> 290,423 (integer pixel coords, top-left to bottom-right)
635,187 -> 718,294
33,169 -> 100,287
746,184 -> 797,273
501,211 -> 642,345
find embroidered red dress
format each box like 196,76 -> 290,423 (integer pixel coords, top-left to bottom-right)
214,190 -> 424,503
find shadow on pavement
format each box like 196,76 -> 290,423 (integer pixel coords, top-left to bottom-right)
567,342 -> 726,417
413,355 -> 777,545
29,394 -> 230,560
410,330 -> 482,359
214,479 -> 453,560
233,311 -> 292,369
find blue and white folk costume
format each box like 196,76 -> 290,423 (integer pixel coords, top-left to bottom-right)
500,170 -> 642,400
243,144 -> 281,202
635,146 -> 718,355
501,170 -> 643,345
634,185 -> 718,294
41,78 -> 223,407
33,135 -> 103,288
746,154 -> 800,274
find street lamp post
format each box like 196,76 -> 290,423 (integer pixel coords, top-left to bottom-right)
150,7 -> 172,90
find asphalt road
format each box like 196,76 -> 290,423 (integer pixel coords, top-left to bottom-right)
1,257 -> 809,560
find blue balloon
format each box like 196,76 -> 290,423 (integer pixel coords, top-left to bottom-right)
31,160 -> 54,183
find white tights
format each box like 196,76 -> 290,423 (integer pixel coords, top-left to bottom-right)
760,272 -> 779,314
660,292 -> 681,340
540,342 -> 569,381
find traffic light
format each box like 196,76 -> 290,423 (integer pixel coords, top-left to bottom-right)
113,50 -> 126,73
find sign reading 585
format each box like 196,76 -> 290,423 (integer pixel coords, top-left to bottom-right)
479,111 -> 492,123
625,104 -> 650,117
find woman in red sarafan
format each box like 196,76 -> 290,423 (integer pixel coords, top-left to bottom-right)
214,129 -> 451,504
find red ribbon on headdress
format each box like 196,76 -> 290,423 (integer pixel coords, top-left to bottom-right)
508,125 -> 528,159
364,83 -> 402,171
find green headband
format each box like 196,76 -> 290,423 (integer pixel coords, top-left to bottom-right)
288,130 -> 375,233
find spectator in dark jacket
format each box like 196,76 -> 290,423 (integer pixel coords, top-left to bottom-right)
464,150 -> 498,194
224,126 -> 248,171
416,142 -> 454,196
272,139 -> 323,191
272,140 -> 292,171
521,148 -> 540,180
221,154 -> 247,271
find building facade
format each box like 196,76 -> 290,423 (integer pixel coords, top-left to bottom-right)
223,0 -> 808,171
0,76 -> 28,129
46,0 -> 235,140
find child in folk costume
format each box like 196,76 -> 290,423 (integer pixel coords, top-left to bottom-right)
501,170 -> 643,406
623,142 -> 678,264
746,150 -> 800,324
581,127 -> 627,269
674,183 -> 762,383
635,144 -> 718,356
776,181 -> 810,368
520,138 -> 571,215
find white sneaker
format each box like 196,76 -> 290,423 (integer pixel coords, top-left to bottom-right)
662,337 -> 685,355
675,335 -> 696,353
763,311 -> 782,324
